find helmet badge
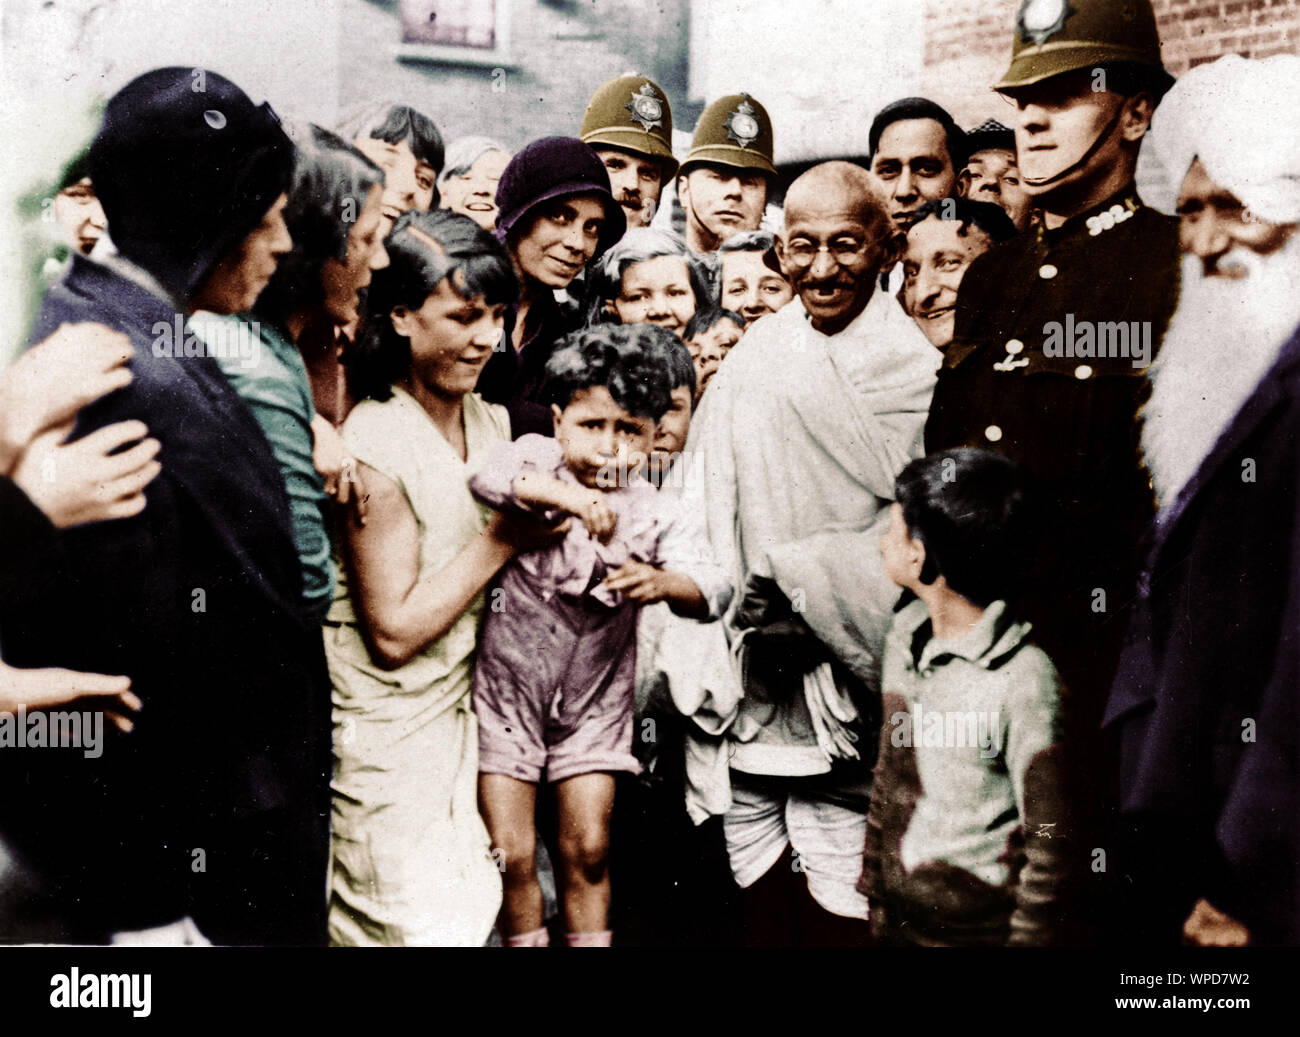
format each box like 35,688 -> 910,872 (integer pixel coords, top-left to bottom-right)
1017,0 -> 1073,46
626,83 -> 664,132
725,96 -> 761,149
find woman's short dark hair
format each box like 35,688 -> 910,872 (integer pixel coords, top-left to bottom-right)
336,101 -> 446,175
349,208 -> 518,402
544,324 -> 678,422
583,227 -> 712,327
909,197 -> 1018,244
253,123 -> 384,334
894,448 -> 1041,607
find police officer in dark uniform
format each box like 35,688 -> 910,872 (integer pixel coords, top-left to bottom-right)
924,0 -> 1180,942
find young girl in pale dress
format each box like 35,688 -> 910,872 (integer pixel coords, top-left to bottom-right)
326,208 -> 560,945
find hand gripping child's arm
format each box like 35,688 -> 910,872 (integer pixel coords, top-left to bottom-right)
1004,650 -> 1072,947
343,461 -> 567,669
514,475 -> 617,544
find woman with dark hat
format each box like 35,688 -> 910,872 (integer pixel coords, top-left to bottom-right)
3,67 -> 330,945
475,136 -> 626,438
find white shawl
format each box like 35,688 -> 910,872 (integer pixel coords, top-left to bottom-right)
649,291 -> 940,822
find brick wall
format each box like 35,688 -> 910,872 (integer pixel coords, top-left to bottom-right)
1159,0 -> 1300,69
921,0 -> 1300,129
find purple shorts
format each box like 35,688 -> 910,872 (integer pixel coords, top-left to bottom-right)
473,584 -> 642,784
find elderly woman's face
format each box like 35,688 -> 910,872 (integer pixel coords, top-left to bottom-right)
441,149 -> 510,231
353,137 -> 436,237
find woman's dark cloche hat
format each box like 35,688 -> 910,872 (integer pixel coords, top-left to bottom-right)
493,136 -> 626,258
89,67 -> 295,301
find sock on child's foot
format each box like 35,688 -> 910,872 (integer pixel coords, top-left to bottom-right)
505,927 -> 550,947
564,930 -> 612,947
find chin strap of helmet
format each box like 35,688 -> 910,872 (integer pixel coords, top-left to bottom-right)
1021,101 -> 1127,189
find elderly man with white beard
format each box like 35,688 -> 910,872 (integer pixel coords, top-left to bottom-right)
1105,53 -> 1300,947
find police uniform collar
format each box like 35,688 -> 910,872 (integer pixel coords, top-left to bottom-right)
1040,183 -> 1144,247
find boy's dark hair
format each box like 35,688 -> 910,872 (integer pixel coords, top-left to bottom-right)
894,448 -> 1041,607
544,324 -> 677,422
868,97 -> 967,171
647,326 -> 697,403
349,208 -> 518,402
254,123 -> 385,334
684,305 -> 744,343
909,197 -> 1018,245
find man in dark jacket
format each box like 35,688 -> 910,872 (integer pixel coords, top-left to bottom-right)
0,67 -> 330,945
1106,54 -> 1300,947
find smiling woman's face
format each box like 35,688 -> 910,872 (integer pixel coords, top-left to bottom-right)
392,276 -> 507,399
511,194 -> 607,288
441,149 -> 510,231
353,136 -> 436,236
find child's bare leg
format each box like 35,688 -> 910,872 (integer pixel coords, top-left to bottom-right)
554,772 -> 616,935
478,773 -> 543,936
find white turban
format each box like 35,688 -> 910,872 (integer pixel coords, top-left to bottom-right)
1147,53 -> 1300,226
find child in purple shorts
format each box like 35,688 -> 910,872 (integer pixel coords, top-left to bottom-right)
470,323 -> 731,948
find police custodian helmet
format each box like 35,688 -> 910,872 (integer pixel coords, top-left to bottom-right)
995,0 -> 1175,96
580,75 -> 678,180
680,93 -> 776,178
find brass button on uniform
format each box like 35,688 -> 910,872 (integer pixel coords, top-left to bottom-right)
1039,264 -> 1058,280
1074,364 -> 1093,380
984,424 -> 1003,443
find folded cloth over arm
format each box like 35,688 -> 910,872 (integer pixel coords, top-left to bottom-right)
736,516 -> 901,768
651,614 -> 744,824
749,511 -> 902,693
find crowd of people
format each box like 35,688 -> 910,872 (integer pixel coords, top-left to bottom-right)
1,0 -> 1297,948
